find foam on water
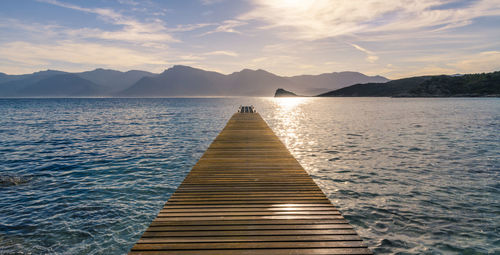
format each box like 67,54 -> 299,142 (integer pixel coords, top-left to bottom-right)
0,98 -> 498,254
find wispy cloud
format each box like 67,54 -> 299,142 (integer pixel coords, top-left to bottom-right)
448,51 -> 500,73
117,0 -> 140,6
177,54 -> 205,62
350,43 -> 379,63
246,55 -> 299,72
38,0 -> 121,20
0,41 -> 168,73
387,50 -> 500,78
200,20 -> 246,36
240,0 -> 500,40
168,23 -> 214,32
204,51 -> 239,57
37,0 -> 178,43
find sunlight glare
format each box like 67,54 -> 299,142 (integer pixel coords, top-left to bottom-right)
273,97 -> 310,112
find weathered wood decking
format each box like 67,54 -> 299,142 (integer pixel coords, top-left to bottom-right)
130,111 -> 372,254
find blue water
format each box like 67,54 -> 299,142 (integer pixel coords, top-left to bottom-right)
0,98 -> 498,254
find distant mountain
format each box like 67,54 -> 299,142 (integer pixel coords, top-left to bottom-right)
0,70 -> 68,97
0,72 -> 8,83
119,65 -> 226,97
274,88 -> 300,97
286,71 -> 389,95
77,68 -> 155,94
118,66 -> 386,97
226,69 -> 294,96
3,66 -> 496,98
0,69 -> 155,97
18,74 -> 101,97
0,66 -> 389,97
119,66 -> 296,97
318,71 -> 500,97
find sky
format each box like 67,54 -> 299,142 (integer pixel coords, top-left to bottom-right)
0,0 -> 499,79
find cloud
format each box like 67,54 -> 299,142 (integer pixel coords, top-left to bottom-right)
168,23 -> 214,32
3,0 -> 498,78
178,55 -> 205,61
240,0 -> 500,40
246,55 -> 299,72
200,20 -> 246,36
37,0 -> 121,20
0,41 -> 168,71
366,55 -> 380,63
37,0 -> 178,43
204,51 -> 239,57
389,51 -> 500,78
449,51 -> 500,73
350,43 -> 379,63
117,0 -> 140,6
200,0 -> 225,5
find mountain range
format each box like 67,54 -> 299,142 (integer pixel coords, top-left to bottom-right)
0,65 -> 388,97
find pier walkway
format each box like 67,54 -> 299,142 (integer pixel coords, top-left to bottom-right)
129,108 -> 371,254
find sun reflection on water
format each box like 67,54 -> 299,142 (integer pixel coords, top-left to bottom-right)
272,97 -> 311,111
267,97 -> 312,148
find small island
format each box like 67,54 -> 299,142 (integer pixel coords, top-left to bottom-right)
274,88 -> 300,97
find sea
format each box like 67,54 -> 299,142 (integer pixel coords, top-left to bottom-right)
0,97 -> 498,254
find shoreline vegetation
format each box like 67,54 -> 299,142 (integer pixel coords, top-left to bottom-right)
275,71 -> 500,98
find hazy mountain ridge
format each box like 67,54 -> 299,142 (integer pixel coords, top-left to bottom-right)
0,70 -> 69,97
119,65 -> 227,96
77,68 -> 155,94
318,71 -> 500,97
118,65 -> 388,97
225,69 -> 294,96
0,72 -> 8,83
0,66 -> 388,97
19,74 -> 101,97
0,69 -> 154,97
286,71 -> 389,95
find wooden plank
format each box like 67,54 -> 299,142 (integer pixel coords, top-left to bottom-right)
145,224 -> 351,232
155,210 -> 341,216
161,204 -> 336,209
129,248 -> 372,255
132,241 -> 367,250
129,111 -> 371,254
141,229 -> 358,237
148,219 -> 352,226
137,235 -> 362,243
152,215 -> 345,221
160,207 -> 339,212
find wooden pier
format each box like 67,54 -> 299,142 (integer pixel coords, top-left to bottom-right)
130,108 -> 372,254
